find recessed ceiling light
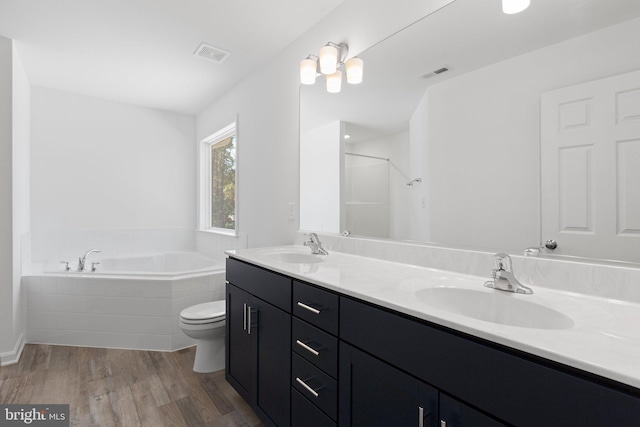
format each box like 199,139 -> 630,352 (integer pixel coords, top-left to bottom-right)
344,134 -> 351,139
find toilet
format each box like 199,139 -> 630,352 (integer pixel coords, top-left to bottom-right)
179,300 -> 226,373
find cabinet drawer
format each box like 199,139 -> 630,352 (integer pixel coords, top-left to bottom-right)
292,318 -> 338,378
292,353 -> 338,421
226,257 -> 292,312
292,388 -> 336,427
293,281 -> 339,335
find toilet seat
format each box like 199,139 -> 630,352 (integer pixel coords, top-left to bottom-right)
180,300 -> 225,325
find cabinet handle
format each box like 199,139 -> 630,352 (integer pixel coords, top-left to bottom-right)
295,377 -> 319,398
419,406 -> 424,427
440,421 -> 446,427
247,306 -> 252,335
243,303 -> 247,331
296,340 -> 320,356
297,301 -> 321,315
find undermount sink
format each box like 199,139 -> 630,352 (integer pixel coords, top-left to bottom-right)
263,251 -> 324,264
415,287 -> 574,330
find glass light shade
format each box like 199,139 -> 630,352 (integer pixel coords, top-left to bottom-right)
319,44 -> 338,75
502,0 -> 530,14
300,58 -> 317,85
326,70 -> 342,93
346,57 -> 364,84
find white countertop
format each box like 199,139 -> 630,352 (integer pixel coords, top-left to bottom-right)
227,245 -> 640,390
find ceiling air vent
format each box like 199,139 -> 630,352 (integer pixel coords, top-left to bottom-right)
194,42 -> 231,64
421,66 -> 451,79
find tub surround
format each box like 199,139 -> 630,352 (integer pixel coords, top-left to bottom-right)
227,244 -> 640,390
24,266 -> 225,352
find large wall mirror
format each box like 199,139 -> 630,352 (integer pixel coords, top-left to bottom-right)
300,0 -> 640,264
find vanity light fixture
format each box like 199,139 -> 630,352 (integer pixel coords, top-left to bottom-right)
502,0 -> 530,14
300,42 -> 364,93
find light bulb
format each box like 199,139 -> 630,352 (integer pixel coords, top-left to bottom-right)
300,58 -> 317,85
319,44 -> 338,75
502,0 -> 530,14
346,57 -> 364,84
326,70 -> 342,93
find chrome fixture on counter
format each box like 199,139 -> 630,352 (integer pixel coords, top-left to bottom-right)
484,253 -> 532,294
304,233 -> 329,255
78,248 -> 101,271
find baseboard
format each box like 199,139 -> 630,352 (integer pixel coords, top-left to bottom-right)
0,332 -> 25,366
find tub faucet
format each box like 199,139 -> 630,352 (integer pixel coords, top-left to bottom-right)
484,253 -> 532,294
79,248 -> 101,271
303,233 -> 328,255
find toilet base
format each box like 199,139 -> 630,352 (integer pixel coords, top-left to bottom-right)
192,336 -> 225,373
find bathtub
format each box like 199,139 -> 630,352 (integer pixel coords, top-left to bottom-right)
26,252 -> 226,351
46,251 -> 220,277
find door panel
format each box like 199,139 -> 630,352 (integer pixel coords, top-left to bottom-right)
339,342 -> 438,427
541,69 -> 640,262
226,284 -> 257,403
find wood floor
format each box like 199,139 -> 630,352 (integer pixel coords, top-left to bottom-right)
0,344 -> 264,427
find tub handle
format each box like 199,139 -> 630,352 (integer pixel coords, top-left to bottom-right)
60,261 -> 70,271
91,262 -> 101,272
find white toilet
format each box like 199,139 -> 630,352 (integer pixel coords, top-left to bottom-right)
179,300 -> 226,373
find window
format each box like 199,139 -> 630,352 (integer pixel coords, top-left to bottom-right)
201,122 -> 237,234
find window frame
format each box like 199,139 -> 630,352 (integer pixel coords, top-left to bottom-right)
199,121 -> 239,236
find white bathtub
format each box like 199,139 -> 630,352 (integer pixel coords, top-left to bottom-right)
46,251 -> 221,278
27,251 -> 226,351
98,252 -> 218,276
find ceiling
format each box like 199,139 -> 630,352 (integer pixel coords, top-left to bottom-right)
0,0 -> 345,115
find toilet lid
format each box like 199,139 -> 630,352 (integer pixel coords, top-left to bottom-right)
180,300 -> 225,322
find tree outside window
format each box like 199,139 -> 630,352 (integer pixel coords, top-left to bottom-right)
210,135 -> 236,230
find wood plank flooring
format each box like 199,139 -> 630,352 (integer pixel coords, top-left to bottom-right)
0,344 -> 265,427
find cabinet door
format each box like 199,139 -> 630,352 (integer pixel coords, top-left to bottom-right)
226,283 -> 257,404
439,394 -> 506,427
340,342 -> 438,427
256,298 -> 291,427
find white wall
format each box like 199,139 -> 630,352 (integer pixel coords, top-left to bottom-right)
30,87 -> 196,232
409,95 -> 430,243
423,16 -> 640,252
11,43 -> 30,361
300,121 -> 343,233
196,0 -> 455,248
0,36 -> 15,360
0,38 -> 30,364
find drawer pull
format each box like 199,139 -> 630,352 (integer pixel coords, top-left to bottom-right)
243,303 -> 247,331
296,377 -> 319,398
297,301 -> 321,314
296,340 -> 320,356
419,406 -> 424,427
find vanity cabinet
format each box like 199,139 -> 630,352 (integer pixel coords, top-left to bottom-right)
340,296 -> 640,427
226,258 -> 292,427
226,257 -> 640,427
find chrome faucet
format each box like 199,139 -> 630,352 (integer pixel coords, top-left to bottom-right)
78,248 -> 101,271
303,233 -> 328,255
484,253 -> 532,294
